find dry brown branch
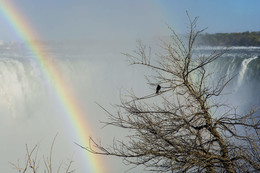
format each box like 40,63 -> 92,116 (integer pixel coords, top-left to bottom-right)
10,135 -> 75,173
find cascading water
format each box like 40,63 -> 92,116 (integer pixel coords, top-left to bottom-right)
0,58 -> 48,118
236,56 -> 258,90
201,47 -> 260,110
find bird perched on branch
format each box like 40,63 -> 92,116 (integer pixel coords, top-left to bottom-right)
156,84 -> 161,94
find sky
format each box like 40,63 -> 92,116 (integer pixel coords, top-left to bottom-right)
161,0 -> 260,33
0,0 -> 260,42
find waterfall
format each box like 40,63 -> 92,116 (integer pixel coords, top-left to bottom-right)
0,57 -> 94,119
236,56 -> 258,89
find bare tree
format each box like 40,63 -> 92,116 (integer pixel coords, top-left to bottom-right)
10,135 -> 75,173
78,14 -> 260,172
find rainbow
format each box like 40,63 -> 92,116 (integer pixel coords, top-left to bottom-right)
0,0 -> 104,172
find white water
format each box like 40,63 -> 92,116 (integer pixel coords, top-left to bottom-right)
236,56 -> 258,89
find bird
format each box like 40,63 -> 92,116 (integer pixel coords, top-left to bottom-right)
156,84 -> 161,94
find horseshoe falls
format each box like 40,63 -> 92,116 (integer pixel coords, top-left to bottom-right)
0,41 -> 260,172
202,47 -> 260,111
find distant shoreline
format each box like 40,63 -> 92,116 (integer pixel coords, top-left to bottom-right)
199,31 -> 260,47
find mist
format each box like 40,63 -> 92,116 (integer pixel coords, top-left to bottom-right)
0,37 -> 161,172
